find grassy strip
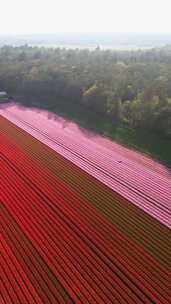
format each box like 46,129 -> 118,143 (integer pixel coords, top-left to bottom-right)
14,95 -> 171,167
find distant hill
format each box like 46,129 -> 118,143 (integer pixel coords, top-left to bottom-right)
1,33 -> 171,49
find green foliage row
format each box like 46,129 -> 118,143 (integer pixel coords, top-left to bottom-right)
0,45 -> 171,137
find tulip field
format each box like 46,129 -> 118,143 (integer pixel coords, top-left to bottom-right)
0,105 -> 170,303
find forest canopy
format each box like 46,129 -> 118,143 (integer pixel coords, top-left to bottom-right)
0,45 -> 171,138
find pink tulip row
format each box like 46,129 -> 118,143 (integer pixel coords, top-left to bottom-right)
0,103 -> 170,229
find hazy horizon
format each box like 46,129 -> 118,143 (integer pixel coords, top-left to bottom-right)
1,32 -> 171,50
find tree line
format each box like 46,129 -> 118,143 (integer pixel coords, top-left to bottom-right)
0,45 -> 171,137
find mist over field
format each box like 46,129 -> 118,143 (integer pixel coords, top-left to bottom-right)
1,32 -> 171,49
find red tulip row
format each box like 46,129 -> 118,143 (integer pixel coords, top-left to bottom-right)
0,116 -> 170,303
0,116 -> 170,269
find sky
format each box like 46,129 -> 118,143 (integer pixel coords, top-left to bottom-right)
0,0 -> 171,35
